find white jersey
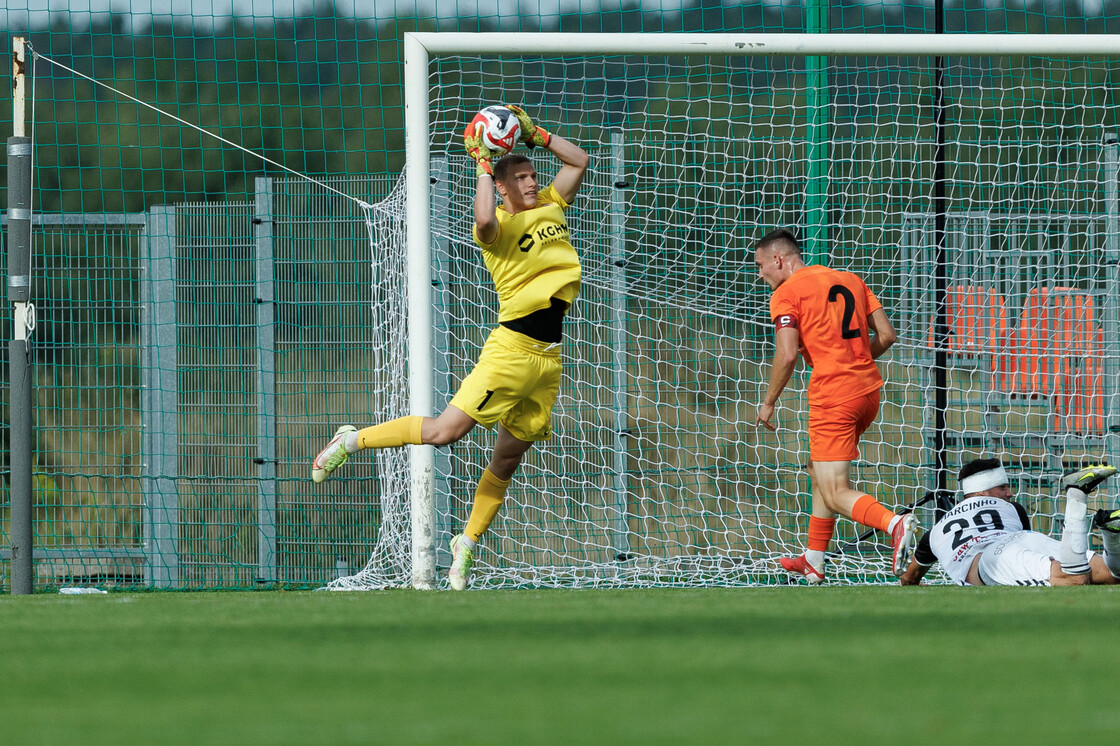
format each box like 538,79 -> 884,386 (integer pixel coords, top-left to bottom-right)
913,496 -> 1031,585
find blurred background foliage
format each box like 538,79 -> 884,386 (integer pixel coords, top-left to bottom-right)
2,0 -> 1119,213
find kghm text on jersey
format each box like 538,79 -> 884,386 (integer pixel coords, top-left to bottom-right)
533,222 -> 569,243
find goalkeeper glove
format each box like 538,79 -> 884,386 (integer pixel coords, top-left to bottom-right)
463,120 -> 495,177
505,104 -> 551,150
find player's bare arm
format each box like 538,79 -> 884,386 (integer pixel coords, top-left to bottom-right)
756,325 -> 800,432
474,172 -> 499,245
463,110 -> 502,245
502,103 -> 588,202
899,558 -> 929,585
867,307 -> 897,359
546,134 -> 591,203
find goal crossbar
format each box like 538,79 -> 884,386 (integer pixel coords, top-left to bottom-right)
408,32 -> 1120,57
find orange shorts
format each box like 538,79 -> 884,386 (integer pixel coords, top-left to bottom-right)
807,389 -> 880,462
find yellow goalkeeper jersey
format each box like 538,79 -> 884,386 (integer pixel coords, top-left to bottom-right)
472,183 -> 582,322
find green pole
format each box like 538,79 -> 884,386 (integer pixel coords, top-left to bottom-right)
805,0 -> 829,265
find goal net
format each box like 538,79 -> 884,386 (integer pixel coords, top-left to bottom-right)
20,32 -> 1119,590
331,34 -> 1120,589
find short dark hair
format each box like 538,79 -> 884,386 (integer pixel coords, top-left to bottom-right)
755,228 -> 801,256
958,457 -> 1004,483
493,154 -> 532,183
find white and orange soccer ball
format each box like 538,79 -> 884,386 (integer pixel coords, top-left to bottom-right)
468,105 -> 522,155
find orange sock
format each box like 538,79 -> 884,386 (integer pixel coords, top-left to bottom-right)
356,416 -> 423,450
850,495 -> 897,533
807,516 -> 837,553
464,469 -> 512,542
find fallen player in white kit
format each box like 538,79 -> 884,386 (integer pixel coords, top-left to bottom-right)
900,458 -> 1120,587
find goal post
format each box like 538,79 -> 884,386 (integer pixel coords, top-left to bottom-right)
403,36 -> 438,590
387,32 -> 1120,590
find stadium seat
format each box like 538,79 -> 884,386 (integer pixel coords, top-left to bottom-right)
925,284 -> 1008,358
1001,286 -> 1062,397
1069,354 -> 1106,434
998,286 -> 1104,434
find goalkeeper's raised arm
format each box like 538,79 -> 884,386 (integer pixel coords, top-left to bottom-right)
539,132 -> 590,204
506,103 -> 588,201
534,132 -> 590,207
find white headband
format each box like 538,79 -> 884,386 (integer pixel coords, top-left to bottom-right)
960,465 -> 1010,495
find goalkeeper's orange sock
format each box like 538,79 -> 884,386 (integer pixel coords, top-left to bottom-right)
804,516 -> 837,570
353,416 -> 423,452
464,469 -> 511,542
850,495 -> 897,534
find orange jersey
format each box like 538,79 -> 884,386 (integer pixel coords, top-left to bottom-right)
769,265 -> 884,407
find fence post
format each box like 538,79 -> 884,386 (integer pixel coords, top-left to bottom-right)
254,177 -> 278,583
7,36 -> 33,595
142,206 -> 180,587
6,133 -> 33,595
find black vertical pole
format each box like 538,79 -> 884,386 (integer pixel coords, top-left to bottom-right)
932,1 -> 951,516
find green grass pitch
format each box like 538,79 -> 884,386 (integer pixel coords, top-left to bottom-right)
3,586 -> 1118,744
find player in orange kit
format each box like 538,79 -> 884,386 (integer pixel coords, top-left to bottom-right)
753,228 -> 915,582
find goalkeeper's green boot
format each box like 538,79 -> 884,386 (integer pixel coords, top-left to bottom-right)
449,534 -> 474,591
1061,464 -> 1117,494
311,425 -> 357,484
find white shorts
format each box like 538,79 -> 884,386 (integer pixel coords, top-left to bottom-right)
976,531 -> 1094,587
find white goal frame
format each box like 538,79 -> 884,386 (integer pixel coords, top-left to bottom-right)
401,32 -> 1120,590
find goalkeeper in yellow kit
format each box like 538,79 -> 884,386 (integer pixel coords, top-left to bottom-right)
312,105 -> 590,590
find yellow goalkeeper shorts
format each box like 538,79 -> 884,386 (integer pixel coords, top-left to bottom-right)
448,325 -> 562,443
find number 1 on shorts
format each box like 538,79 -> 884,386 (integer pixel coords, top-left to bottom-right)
477,389 -> 495,411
